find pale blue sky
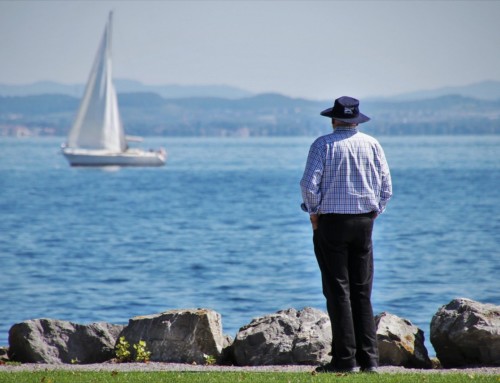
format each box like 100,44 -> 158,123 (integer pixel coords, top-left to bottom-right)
1,0 -> 499,100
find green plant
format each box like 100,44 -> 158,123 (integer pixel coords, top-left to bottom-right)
133,340 -> 151,363
115,337 -> 151,363
115,336 -> 131,362
203,354 -> 217,365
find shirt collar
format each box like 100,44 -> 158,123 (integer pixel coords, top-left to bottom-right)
333,127 -> 358,133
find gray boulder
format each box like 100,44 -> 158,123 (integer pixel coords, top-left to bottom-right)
119,308 -> 225,364
8,319 -> 123,364
430,298 -> 500,367
0,346 -> 9,363
375,312 -> 432,368
232,307 -> 331,366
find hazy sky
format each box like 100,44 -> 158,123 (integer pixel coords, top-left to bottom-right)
1,0 -> 499,100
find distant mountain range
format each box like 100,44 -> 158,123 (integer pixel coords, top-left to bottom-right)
0,80 -> 499,137
1,79 -> 500,101
0,79 -> 253,99
378,80 -> 500,101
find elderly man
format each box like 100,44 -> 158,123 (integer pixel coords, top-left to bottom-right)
300,96 -> 392,373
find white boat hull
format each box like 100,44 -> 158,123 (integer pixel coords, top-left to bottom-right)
62,148 -> 166,167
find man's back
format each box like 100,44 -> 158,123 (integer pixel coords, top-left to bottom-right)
300,127 -> 392,215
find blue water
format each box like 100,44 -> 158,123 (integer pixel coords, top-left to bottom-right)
1,135 -> 499,357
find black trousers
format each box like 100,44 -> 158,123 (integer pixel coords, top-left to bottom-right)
313,212 -> 379,369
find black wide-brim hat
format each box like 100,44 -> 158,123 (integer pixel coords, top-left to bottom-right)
320,96 -> 370,124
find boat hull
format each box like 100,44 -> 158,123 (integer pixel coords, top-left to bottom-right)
62,148 -> 166,167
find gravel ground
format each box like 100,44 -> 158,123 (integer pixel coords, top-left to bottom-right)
1,363 -> 499,375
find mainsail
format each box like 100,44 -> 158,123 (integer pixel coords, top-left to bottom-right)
66,12 -> 127,152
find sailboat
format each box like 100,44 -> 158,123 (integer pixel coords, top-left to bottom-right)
62,12 -> 166,167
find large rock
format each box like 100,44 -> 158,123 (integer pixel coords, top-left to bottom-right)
375,312 -> 432,368
232,307 -> 331,366
0,346 -> 9,363
430,298 -> 500,367
8,319 -> 123,364
119,308 -> 225,364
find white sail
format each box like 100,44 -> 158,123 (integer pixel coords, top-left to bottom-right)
62,12 -> 166,167
66,12 -> 127,152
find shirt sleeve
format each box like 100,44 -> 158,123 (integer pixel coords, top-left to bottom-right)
377,145 -> 393,214
300,142 -> 324,214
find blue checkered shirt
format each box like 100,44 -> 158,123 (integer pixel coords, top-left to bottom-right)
300,127 -> 392,215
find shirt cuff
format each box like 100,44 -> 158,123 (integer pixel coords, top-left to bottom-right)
301,203 -> 320,214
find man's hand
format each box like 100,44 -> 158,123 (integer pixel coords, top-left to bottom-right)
310,214 -> 319,231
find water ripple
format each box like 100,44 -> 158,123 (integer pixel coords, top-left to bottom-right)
1,136 -> 499,358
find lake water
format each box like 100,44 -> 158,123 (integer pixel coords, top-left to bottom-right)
1,135 -> 499,356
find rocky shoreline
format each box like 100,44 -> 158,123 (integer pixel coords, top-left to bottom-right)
2,298 -> 499,371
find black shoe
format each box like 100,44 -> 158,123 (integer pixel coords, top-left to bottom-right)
361,366 -> 378,373
315,364 -> 358,374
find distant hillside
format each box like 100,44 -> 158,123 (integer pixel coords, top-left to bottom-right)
1,92 -> 499,137
0,81 -> 84,98
0,80 -> 253,100
3,79 -> 500,101
363,95 -> 500,135
0,94 -> 78,114
115,80 -> 253,99
381,80 -> 500,101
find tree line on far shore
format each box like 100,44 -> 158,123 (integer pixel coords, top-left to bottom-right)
1,92 -> 499,137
